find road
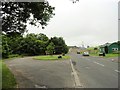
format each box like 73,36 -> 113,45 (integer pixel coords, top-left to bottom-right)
5,57 -> 74,88
69,52 -> 118,88
4,53 -> 119,88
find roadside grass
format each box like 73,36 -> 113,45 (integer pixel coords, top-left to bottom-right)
0,60 -> 2,89
3,54 -> 23,60
8,54 -> 22,58
33,55 -> 70,60
105,53 -> 119,58
1,60 -> 17,88
90,53 -> 119,58
3,54 -> 31,61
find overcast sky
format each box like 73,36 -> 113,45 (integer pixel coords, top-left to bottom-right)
27,0 -> 119,47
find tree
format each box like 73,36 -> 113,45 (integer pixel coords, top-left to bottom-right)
46,42 -> 55,55
2,34 -> 10,58
37,33 -> 49,42
2,33 -> 69,58
19,33 -> 47,55
50,37 -> 68,54
1,1 -> 55,35
71,0 -> 79,3
2,33 -> 49,57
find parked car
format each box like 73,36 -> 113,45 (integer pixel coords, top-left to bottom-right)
82,52 -> 89,56
77,51 -> 80,54
99,52 -> 105,56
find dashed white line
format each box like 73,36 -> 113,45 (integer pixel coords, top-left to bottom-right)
114,70 -> 120,73
93,61 -> 105,67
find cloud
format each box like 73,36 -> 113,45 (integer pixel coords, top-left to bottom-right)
27,0 -> 118,47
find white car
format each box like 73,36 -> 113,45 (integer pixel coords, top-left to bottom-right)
82,52 -> 89,56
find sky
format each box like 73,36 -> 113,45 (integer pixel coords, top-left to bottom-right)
27,0 -> 119,47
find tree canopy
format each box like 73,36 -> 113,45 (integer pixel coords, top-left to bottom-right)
1,1 -> 55,35
46,42 -> 55,55
50,37 -> 68,54
2,33 -> 69,58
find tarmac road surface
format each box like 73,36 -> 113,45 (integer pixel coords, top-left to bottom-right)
5,57 -> 75,88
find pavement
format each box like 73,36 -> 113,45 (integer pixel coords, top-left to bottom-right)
5,57 -> 75,88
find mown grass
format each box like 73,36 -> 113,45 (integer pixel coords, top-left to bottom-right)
1,60 -> 17,88
34,55 -> 70,60
90,53 -> 119,58
105,53 -> 119,58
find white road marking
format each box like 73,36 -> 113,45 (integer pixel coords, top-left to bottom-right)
35,85 -> 47,88
70,59 -> 83,88
93,61 -> 105,67
114,70 -> 120,73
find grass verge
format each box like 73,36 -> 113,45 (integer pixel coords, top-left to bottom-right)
3,54 -> 23,61
1,60 -> 17,88
33,55 -> 70,60
90,53 -> 119,58
0,60 -> 2,89
105,54 -> 119,58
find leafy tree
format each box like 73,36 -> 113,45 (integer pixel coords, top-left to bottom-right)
1,2 -> 55,35
21,33 -> 48,55
2,33 -> 68,58
72,0 -> 79,3
46,42 -> 55,55
50,37 -> 68,54
63,44 -> 69,54
37,33 -> 49,42
19,34 -> 45,55
34,40 -> 46,55
2,33 -> 49,57
20,33 -> 48,55
7,35 -> 23,54
2,35 -> 10,58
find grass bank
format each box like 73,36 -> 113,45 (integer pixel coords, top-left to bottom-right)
34,55 -> 70,60
1,60 -> 17,88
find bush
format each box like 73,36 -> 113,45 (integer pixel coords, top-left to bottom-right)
62,53 -> 65,56
58,56 -> 62,59
8,54 -> 20,58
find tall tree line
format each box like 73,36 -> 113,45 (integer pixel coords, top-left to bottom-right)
2,33 -> 69,58
1,1 -> 79,58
